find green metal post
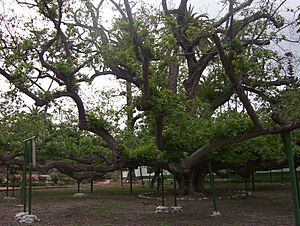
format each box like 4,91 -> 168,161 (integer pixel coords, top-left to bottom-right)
77,182 -> 80,193
90,177 -> 94,193
139,167 -> 144,186
129,168 -> 133,195
120,170 -> 123,187
295,167 -> 300,206
252,172 -> 255,191
161,169 -> 165,206
148,172 -> 151,186
12,166 -> 15,197
22,142 -> 27,212
208,160 -> 219,214
245,179 -> 248,197
6,164 -> 9,197
173,174 -> 177,207
28,141 -> 33,215
282,130 -> 300,226
157,170 -> 160,190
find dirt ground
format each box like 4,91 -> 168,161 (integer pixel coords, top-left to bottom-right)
0,182 -> 296,226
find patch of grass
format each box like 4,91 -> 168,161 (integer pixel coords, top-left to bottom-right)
271,198 -> 292,205
32,188 -> 75,202
94,184 -> 157,196
84,199 -> 139,217
159,223 -> 170,226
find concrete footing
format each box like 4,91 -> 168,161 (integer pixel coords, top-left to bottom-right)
15,212 -> 40,224
210,211 -> 221,216
73,193 -> 87,198
170,206 -> 183,213
3,197 -> 17,201
155,206 -> 183,213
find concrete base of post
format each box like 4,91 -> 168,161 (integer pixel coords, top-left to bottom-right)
15,212 -> 40,224
73,193 -> 87,198
170,206 -> 183,213
155,206 -> 170,213
3,197 -> 17,201
155,206 -> 183,214
210,211 -> 221,217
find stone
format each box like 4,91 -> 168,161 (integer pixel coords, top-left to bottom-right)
20,214 -> 40,224
3,196 -> 17,201
14,212 -> 28,221
73,193 -> 87,198
210,211 -> 221,217
15,212 -> 40,224
170,206 -> 183,213
155,206 -> 170,213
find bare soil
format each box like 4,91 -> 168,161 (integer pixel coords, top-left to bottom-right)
0,182 -> 296,225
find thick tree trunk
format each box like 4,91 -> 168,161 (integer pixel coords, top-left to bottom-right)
192,169 -> 207,194
177,173 -> 192,195
176,167 -> 208,195
150,168 -> 161,189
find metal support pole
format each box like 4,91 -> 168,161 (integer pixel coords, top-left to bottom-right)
12,166 -> 15,197
282,168 -> 284,184
90,177 -> 94,193
270,169 -> 272,184
161,169 -> 165,206
129,168 -> 133,195
295,167 -> 300,206
208,160 -> 219,215
120,170 -> 123,187
28,141 -> 33,215
251,172 -> 255,191
77,182 -> 80,193
282,130 -> 300,225
157,170 -> 160,190
245,179 -> 248,197
22,142 -> 27,212
6,164 -> 9,197
139,167 -> 144,186
173,174 -> 177,207
28,164 -> 32,214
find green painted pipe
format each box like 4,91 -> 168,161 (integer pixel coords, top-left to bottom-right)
282,131 -> 300,226
208,160 -> 218,213
22,142 -> 27,212
129,168 -> 133,195
174,174 -> 177,207
6,165 -> 9,197
28,140 -> 33,215
161,169 -> 165,206
12,166 -> 15,197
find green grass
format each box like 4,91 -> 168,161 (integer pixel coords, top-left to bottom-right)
83,200 -> 139,216
221,171 -> 291,183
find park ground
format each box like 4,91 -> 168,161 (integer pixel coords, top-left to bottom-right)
0,181 -> 296,225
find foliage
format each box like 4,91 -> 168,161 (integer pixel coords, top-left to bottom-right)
0,0 -> 299,187
0,112 -> 46,155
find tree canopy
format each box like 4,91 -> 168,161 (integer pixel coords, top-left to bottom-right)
0,0 -> 300,194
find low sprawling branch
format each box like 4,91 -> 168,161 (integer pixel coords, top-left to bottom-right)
183,121 -> 300,170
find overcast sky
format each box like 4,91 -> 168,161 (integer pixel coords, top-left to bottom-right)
0,0 -> 299,112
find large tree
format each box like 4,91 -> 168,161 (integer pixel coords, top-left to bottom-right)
1,0 -> 300,194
